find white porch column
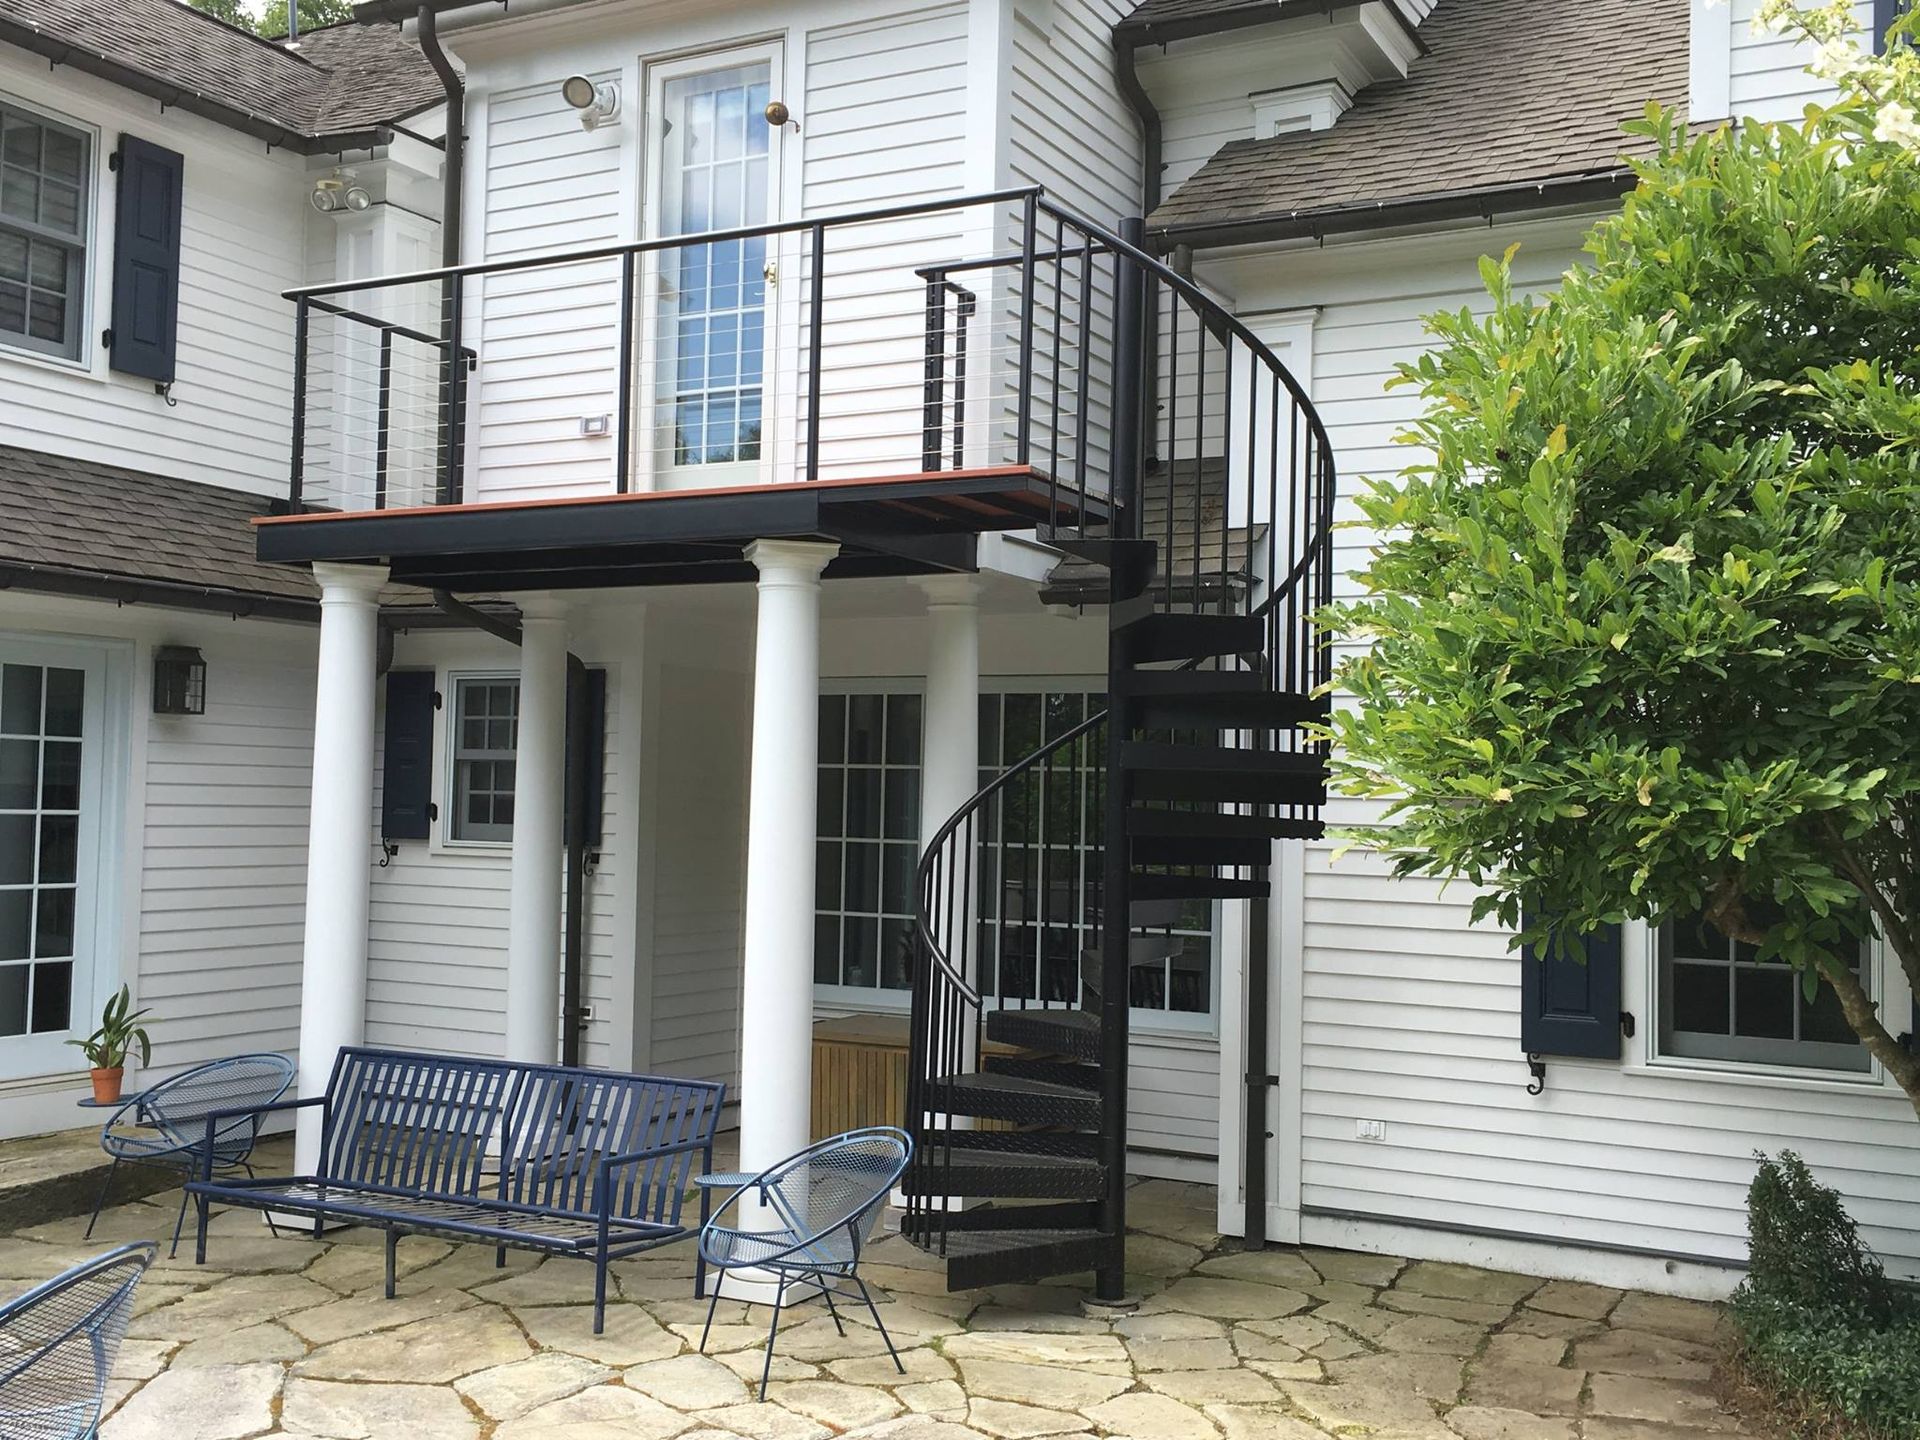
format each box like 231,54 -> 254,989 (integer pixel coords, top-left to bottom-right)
918,577 -> 982,855
737,541 -> 839,1176
296,562 -> 389,1171
506,596 -> 569,1065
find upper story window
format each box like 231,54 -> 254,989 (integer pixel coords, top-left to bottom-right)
0,98 -> 90,363
450,676 -> 518,843
1657,905 -> 1870,1073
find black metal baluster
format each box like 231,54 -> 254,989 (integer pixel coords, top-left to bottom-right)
806,223 -> 826,482
374,327 -> 393,510
1015,192 -> 1039,467
1073,237 -> 1093,525
922,271 -> 948,472
1047,214 -> 1066,526
952,288 -> 974,469
289,296 -> 309,511
616,254 -> 636,494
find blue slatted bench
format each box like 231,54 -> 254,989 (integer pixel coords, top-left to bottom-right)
184,1047 -> 726,1331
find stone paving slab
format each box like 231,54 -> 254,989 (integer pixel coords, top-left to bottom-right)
0,1172 -> 1752,1440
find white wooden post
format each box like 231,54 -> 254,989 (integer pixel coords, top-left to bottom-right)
506,595 -> 568,1065
295,562 -> 388,1172
737,541 -> 839,1176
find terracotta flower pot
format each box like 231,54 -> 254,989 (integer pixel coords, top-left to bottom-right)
90,1067 -> 124,1106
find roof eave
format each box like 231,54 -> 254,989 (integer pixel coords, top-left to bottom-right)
1147,168 -> 1639,252
0,18 -> 395,153
1115,0 -> 1428,59
0,559 -> 319,623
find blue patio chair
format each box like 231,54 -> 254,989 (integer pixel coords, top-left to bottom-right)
90,1053 -> 295,1257
698,1127 -> 912,1400
0,1242 -> 155,1439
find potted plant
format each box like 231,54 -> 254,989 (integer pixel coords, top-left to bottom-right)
69,986 -> 153,1105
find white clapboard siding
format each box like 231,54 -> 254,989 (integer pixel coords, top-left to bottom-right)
138,643 -> 316,1068
364,658 -> 625,1067
0,55 -> 306,498
646,663 -> 749,1090
1231,213 -> 1920,1270
1728,0 -> 1875,122
1130,1031 -> 1220,1164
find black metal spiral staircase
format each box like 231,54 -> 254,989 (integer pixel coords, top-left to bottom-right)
902,203 -> 1338,1300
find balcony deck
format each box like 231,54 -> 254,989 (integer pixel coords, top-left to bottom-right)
253,466 -> 1106,592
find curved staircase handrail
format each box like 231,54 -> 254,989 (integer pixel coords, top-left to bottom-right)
1031,197 -> 1336,481
912,707 -> 1109,1004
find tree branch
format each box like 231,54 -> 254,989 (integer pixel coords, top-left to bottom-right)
1821,957 -> 1920,1121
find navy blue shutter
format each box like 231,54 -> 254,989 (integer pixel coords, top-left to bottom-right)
1520,913 -> 1624,1060
381,671 -> 437,843
1878,0 -> 1911,51
109,136 -> 184,383
564,667 -> 607,847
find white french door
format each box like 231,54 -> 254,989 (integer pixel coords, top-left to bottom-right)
642,45 -> 785,491
0,642 -> 106,1080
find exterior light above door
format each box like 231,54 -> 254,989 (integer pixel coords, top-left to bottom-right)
561,75 -> 621,131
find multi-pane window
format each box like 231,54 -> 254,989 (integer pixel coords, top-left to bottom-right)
1658,905 -> 1869,1072
451,677 -> 517,843
0,99 -> 89,361
662,64 -> 769,467
975,690 -> 1214,1017
814,693 -> 922,993
0,662 -> 84,1037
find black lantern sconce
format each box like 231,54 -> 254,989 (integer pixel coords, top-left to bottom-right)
152,646 -> 207,715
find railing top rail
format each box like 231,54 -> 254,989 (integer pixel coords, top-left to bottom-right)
283,185 -> 1047,304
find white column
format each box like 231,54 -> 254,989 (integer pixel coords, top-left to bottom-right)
506,595 -> 569,1065
737,541 -> 838,1177
295,562 -> 389,1172
918,577 -> 982,855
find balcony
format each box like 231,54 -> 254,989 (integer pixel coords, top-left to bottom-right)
260,189 -> 1133,588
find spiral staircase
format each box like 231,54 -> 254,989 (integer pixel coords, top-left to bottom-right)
901,205 -> 1338,1300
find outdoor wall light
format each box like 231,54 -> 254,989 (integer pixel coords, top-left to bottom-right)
561,75 -> 621,131
152,646 -> 207,716
312,168 -> 371,214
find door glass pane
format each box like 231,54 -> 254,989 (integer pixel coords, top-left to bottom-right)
0,965 -> 25,1037
661,62 -> 771,470
0,664 -> 39,734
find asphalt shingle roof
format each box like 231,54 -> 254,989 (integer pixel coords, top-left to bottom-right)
0,0 -> 442,145
0,446 -> 509,620
1149,0 -> 1689,237
0,445 -> 320,613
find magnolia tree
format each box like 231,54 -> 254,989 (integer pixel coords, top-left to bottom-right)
1322,0 -> 1920,1115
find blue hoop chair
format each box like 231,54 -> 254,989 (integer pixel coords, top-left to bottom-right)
698,1127 -> 912,1400
91,1053 -> 295,1256
0,1242 -> 155,1439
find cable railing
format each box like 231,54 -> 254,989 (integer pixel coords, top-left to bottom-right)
283,187 -> 1129,517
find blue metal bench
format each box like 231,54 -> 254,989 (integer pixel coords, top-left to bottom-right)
184,1047 -> 726,1331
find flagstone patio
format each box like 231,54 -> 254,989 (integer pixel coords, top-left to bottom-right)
0,1147 -> 1756,1440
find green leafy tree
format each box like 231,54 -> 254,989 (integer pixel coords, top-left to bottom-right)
1322,2 -> 1920,1115
183,0 -> 353,37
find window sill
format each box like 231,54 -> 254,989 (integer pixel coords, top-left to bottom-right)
2,343 -> 101,381
1628,1053 -> 1900,1097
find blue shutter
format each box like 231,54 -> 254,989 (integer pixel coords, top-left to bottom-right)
381,671 -> 437,843
1878,0 -> 1911,51
564,667 -> 607,847
1520,913 -> 1624,1060
109,136 -> 184,384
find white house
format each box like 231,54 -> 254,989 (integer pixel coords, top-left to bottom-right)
2,0 -> 1913,1302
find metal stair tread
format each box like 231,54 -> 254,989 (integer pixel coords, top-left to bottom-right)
936,1071 -> 1102,1101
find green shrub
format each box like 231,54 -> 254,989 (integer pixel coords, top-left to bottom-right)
1730,1152 -> 1920,1438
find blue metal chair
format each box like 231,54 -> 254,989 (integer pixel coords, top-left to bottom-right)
90,1053 -> 295,1256
0,1242 -> 155,1439
698,1127 -> 913,1400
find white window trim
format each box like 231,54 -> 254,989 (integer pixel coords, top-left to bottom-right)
809,675 -> 1223,1035
0,89 -> 101,372
1689,0 -> 1734,124
436,668 -> 518,853
1624,915 -> 1911,1093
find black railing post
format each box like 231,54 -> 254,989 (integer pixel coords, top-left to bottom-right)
439,271 -> 466,506
1112,218 -> 1146,538
616,254 -> 636,494
806,222 -> 826,483
953,289 -> 975,469
289,296 -> 309,512
374,327 -> 393,511
1014,191 -> 1039,467
921,272 -> 948,472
